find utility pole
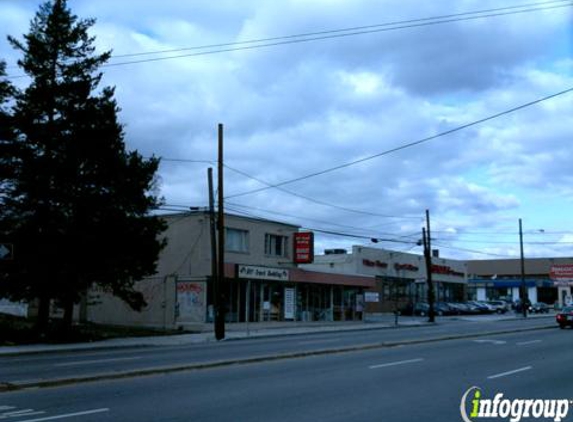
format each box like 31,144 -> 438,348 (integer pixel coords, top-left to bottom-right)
423,209 -> 435,323
215,123 -> 226,340
519,218 -> 528,318
207,168 -> 218,328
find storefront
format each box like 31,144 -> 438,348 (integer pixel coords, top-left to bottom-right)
467,259 -> 573,307
217,264 -> 374,322
302,246 -> 468,315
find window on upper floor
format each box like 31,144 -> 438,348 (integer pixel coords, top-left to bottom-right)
225,228 -> 249,253
265,233 -> 288,257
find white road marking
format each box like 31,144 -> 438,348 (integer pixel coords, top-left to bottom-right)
2,409 -> 34,415
473,339 -> 507,345
487,366 -> 532,379
297,338 -> 341,345
516,340 -> 542,346
54,356 -> 142,367
1,408 -> 42,416
1,411 -> 46,419
17,408 -> 109,422
369,358 -> 424,369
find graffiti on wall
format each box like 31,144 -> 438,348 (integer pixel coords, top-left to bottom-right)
176,282 -> 206,323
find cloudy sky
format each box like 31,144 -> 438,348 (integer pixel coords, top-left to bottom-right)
1,0 -> 572,260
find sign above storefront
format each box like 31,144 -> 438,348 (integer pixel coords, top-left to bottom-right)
294,232 -> 314,264
432,264 -> 464,278
550,264 -> 573,281
363,259 -> 388,269
237,265 -> 289,281
394,263 -> 419,272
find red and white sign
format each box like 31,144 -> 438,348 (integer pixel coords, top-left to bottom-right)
550,265 -> 573,281
294,232 -> 314,264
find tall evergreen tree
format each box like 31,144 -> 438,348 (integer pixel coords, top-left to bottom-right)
0,0 -> 166,333
0,60 -> 14,184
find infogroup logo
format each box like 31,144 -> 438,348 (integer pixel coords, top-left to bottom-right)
460,386 -> 571,422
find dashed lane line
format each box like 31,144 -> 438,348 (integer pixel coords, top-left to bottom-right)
516,340 -> 542,346
369,358 -> 424,369
487,366 -> 532,380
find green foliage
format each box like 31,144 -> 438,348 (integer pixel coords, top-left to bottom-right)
0,0 -> 167,314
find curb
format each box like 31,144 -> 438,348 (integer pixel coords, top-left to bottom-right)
0,323 -> 554,392
0,322 -> 429,357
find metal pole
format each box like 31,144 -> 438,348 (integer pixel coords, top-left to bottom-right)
245,280 -> 251,337
519,218 -> 528,318
215,123 -> 226,340
425,210 -> 435,323
207,168 -> 218,327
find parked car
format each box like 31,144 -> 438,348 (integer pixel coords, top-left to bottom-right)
446,302 -> 479,315
487,300 -> 510,314
556,306 -> 573,328
461,302 -> 482,314
413,302 -> 429,316
434,302 -> 458,316
529,302 -> 550,314
467,301 -> 495,314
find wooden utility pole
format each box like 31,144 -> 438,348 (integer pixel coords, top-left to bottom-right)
207,168 -> 218,328
519,218 -> 528,318
215,123 -> 226,340
424,209 -> 435,323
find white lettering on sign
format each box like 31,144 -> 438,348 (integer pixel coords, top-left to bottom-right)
238,265 -> 289,281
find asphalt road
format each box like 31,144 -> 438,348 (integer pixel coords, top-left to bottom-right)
0,317 -> 553,386
0,325 -> 570,422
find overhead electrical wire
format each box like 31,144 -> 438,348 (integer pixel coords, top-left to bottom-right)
431,243 -> 515,258
224,204 -> 416,245
150,157 -> 421,219
223,163 -> 421,219
5,1 -> 571,79
225,201 -> 412,236
103,0 -> 570,61
226,87 -> 573,199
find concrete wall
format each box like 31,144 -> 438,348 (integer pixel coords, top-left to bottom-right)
86,276 -> 177,329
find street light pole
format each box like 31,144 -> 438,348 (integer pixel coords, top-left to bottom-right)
519,218 -> 528,318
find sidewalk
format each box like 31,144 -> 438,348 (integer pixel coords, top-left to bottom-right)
0,313 -> 554,356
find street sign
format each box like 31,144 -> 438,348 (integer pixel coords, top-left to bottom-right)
0,243 -> 13,260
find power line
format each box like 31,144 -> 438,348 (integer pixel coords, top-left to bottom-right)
225,201 -> 412,236
104,0 -> 571,60
224,204 -> 416,245
438,238 -> 573,245
308,227 -> 416,244
158,158 -> 214,164
432,242 -> 515,258
226,87 -> 573,199
151,159 -> 421,219
6,1 -> 571,79
224,163 -> 421,219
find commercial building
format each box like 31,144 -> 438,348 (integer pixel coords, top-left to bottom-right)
301,246 -> 468,315
85,212 -> 374,329
467,258 -> 573,307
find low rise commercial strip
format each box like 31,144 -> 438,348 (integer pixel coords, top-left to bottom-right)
3,212 -> 572,329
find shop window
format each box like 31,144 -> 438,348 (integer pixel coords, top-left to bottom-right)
225,228 -> 249,253
265,234 -> 288,257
